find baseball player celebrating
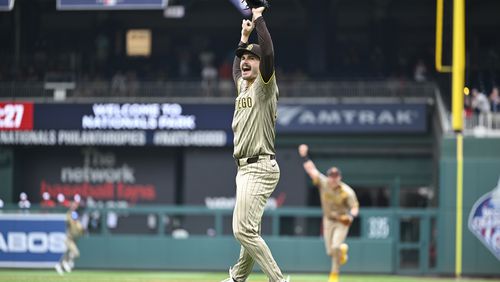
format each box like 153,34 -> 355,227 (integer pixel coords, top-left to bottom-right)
222,5 -> 289,282
298,144 -> 359,282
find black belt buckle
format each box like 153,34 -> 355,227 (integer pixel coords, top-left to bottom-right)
246,156 -> 259,164
236,155 -> 275,167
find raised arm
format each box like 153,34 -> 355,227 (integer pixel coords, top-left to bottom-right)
298,144 -> 321,185
233,19 -> 255,84
252,8 -> 274,83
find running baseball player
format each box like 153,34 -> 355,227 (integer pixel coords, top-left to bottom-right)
298,144 -> 359,282
55,201 -> 84,275
221,6 -> 289,282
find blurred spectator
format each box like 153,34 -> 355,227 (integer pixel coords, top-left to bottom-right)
464,95 -> 474,118
95,33 -> 110,67
57,193 -> 71,208
201,63 -> 218,96
18,192 -> 31,209
41,192 -> 56,208
218,58 -> 233,97
471,88 -> 491,128
471,88 -> 491,113
111,70 -> 127,96
126,71 -> 139,96
490,87 -> 499,113
199,49 -> 215,67
0,198 -> 4,209
413,59 -> 427,82
177,50 -> 193,79
74,194 -> 82,203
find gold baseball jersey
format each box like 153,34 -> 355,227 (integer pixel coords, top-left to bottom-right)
315,174 -> 359,217
232,74 -> 278,159
66,211 -> 83,240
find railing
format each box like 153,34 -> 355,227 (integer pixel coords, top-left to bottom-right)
443,112 -> 500,137
1,205 -> 436,239
0,80 -> 437,100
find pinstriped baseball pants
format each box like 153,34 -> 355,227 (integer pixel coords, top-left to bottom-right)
231,157 -> 284,282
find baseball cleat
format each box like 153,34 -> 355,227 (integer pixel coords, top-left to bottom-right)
328,272 -> 339,282
220,267 -> 244,282
62,260 -> 72,272
340,243 -> 349,265
54,263 -> 64,276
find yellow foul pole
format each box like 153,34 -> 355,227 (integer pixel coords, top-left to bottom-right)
435,0 -> 452,73
435,0 -> 465,277
452,0 -> 465,278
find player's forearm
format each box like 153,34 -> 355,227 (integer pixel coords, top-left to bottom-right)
254,16 -> 274,81
303,160 -> 320,183
233,41 -> 247,83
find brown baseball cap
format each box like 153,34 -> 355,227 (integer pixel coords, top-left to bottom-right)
236,44 -> 262,59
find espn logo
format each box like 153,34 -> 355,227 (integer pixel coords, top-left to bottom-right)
0,103 -> 33,130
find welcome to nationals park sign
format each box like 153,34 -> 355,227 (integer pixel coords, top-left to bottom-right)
0,101 -> 428,147
0,102 -> 232,147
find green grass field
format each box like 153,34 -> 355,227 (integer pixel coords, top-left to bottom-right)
0,270 -> 499,282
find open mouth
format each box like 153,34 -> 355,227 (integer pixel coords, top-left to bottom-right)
242,65 -> 251,74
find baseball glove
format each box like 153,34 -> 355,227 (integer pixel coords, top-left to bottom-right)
242,0 -> 270,9
338,214 -> 353,226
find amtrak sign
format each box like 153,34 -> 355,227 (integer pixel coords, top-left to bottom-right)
468,177 -> 500,260
277,103 -> 427,133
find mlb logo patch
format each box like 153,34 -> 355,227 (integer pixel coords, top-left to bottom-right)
468,177 -> 500,260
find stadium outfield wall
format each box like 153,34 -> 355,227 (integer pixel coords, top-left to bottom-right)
438,137 -> 500,276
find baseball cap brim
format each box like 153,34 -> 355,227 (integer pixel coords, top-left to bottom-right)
236,44 -> 262,59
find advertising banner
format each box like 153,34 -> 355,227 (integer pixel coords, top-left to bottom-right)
0,102 -> 428,147
0,214 -> 66,268
14,147 -> 176,206
277,103 -> 427,133
0,102 -> 233,147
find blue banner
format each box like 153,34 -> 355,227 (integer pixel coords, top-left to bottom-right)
57,0 -> 167,10
0,214 -> 66,268
0,102 -> 429,146
0,0 -> 14,11
276,103 -> 427,133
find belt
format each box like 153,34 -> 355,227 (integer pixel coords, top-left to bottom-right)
236,155 -> 275,167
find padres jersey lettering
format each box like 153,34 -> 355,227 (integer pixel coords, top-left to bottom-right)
232,74 -> 278,159
316,174 -> 359,217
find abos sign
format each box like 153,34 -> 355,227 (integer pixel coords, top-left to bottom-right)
468,177 -> 500,260
0,214 -> 66,268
